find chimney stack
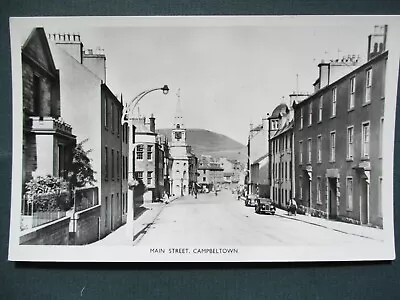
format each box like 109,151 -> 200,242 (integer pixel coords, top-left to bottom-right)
318,62 -> 330,90
149,114 -> 156,133
367,25 -> 388,61
48,32 -> 83,63
82,47 -> 107,83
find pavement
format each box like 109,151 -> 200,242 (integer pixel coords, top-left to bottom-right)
90,195 -> 180,246
273,208 -> 385,242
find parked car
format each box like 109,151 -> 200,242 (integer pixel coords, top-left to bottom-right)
245,194 -> 258,207
255,198 -> 276,215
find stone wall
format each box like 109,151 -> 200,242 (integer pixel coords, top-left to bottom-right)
20,216 -> 71,245
22,61 -> 58,118
72,205 -> 101,245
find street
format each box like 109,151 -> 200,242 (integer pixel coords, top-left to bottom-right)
135,190 -> 383,247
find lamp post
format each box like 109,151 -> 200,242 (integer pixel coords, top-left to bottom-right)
121,85 -> 169,243
181,177 -> 184,196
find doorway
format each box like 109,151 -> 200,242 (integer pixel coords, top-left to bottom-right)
328,178 -> 337,219
110,194 -> 114,231
360,177 -> 369,225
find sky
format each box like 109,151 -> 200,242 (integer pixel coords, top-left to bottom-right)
12,16 -> 399,145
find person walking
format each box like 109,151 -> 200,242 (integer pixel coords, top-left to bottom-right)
288,198 -> 297,216
192,182 -> 198,199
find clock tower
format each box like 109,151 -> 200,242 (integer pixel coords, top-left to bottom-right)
170,89 -> 189,196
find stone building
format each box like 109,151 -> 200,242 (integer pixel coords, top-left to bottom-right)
293,25 -> 387,227
268,94 -> 308,209
132,114 -> 165,203
22,28 -> 77,188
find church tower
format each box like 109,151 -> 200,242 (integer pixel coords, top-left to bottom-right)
170,89 -> 190,197
171,89 -> 187,150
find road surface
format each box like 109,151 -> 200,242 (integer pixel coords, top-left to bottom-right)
135,190 -> 382,247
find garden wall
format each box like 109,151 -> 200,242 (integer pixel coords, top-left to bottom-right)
20,216 -> 71,245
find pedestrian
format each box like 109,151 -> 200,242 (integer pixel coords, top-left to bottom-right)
288,198 -> 297,216
163,191 -> 170,204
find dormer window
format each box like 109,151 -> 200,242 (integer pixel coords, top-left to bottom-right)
176,124 -> 180,129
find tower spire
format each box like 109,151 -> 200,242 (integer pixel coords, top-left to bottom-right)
174,88 -> 184,128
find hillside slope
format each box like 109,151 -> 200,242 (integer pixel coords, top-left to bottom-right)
157,128 -> 247,162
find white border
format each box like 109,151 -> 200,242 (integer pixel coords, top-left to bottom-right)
8,15 -> 399,262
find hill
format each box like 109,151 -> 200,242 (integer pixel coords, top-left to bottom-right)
156,128 -> 247,162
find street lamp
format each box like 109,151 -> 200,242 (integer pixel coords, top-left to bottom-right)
181,177 -> 184,197
121,85 -> 169,243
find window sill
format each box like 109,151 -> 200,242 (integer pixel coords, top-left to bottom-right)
346,158 -> 354,162
360,157 -> 370,161
330,115 -> 336,119
329,160 -> 335,163
317,161 -> 322,164
348,108 -> 355,112
381,96 -> 385,101
317,120 -> 322,124
362,101 -> 371,107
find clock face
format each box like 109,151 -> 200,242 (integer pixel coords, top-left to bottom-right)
175,131 -> 182,140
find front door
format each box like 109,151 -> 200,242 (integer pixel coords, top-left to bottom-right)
328,178 -> 337,219
360,178 -> 369,224
110,194 -> 114,231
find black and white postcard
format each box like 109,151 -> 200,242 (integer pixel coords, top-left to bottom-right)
8,16 -> 399,262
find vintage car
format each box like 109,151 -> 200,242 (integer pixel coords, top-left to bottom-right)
245,194 -> 258,207
255,198 -> 276,215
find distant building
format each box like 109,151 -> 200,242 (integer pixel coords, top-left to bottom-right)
187,146 -> 199,191
247,117 -> 270,197
293,25 -> 387,228
219,157 -> 242,189
197,156 -> 224,190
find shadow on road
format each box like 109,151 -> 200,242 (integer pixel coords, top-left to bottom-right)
132,221 -> 153,243
134,206 -> 149,220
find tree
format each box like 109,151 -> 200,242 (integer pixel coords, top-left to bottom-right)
68,138 -> 96,189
